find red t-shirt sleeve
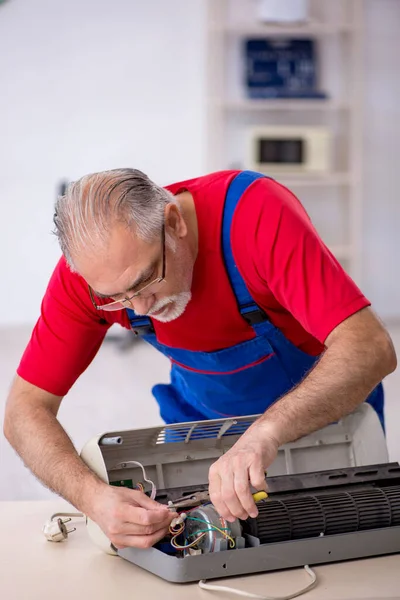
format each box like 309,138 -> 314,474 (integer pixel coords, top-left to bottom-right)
233,177 -> 370,344
17,258 -> 128,396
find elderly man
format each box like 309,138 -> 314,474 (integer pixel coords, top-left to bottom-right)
4,168 -> 396,550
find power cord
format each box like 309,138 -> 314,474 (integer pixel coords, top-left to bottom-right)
198,565 -> 317,599
43,512 -> 85,542
43,460 -> 156,543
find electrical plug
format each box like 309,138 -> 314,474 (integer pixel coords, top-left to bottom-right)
43,516 -> 78,542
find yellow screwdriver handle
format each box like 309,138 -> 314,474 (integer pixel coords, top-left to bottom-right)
252,491 -> 268,502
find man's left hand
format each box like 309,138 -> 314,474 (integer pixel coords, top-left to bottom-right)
208,421 -> 279,522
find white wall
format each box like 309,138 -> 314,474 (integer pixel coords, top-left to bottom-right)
0,0 -> 206,325
362,0 -> 400,321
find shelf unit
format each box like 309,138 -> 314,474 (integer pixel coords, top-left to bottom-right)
205,0 -> 364,282
219,99 -> 351,111
216,22 -> 355,36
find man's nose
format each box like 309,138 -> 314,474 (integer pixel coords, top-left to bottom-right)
130,294 -> 155,315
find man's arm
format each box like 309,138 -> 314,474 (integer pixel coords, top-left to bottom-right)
260,307 -> 396,445
3,375 -> 103,511
3,375 -> 176,548
209,308 -> 397,521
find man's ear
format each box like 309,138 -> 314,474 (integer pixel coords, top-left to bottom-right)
165,203 -> 187,239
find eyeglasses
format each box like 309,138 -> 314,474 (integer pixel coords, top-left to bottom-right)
88,226 -> 166,312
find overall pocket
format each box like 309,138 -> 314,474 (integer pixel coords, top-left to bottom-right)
167,335 -> 295,418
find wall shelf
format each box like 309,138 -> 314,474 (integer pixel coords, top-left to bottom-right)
216,99 -> 350,112
214,23 -> 355,37
273,173 -> 351,187
329,245 -> 354,261
206,0 -> 364,279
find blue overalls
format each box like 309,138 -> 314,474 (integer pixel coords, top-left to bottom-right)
127,171 -> 385,430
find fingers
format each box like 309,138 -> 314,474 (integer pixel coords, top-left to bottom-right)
93,485 -> 179,549
249,460 -> 268,493
119,488 -> 176,529
233,458 -> 267,520
233,470 -> 258,519
209,455 -> 268,522
111,525 -> 169,550
221,468 -> 249,521
105,490 -> 177,543
125,502 -> 172,525
126,488 -> 168,511
209,465 -> 234,522
105,507 -> 175,546
210,462 -> 253,522
124,506 -> 175,532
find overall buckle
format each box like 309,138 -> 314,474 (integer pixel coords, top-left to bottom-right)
241,306 -> 268,326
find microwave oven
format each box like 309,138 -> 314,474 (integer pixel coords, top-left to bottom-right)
247,126 -> 332,174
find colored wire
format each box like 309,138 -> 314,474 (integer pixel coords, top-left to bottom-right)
186,516 -> 230,530
190,526 -> 235,549
169,507 -> 236,552
198,565 -> 317,599
170,532 -> 207,550
169,522 -> 185,535
113,461 -> 156,499
186,516 -> 235,548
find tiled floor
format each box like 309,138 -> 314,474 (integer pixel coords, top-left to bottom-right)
1,323 -> 399,501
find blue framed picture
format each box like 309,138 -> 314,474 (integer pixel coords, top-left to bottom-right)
245,38 -> 327,99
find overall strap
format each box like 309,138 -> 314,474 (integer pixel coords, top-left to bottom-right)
126,309 -> 154,336
222,170 -> 269,328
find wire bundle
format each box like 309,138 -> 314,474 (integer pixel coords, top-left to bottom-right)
168,512 -> 235,551
187,516 -> 235,549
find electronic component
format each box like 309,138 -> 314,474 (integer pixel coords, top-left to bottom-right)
183,504 -> 242,553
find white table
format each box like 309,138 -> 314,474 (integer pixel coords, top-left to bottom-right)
1,500 -> 399,600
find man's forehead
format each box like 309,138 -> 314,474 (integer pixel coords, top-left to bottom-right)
80,227 -> 159,297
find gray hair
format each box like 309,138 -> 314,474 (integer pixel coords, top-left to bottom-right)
53,168 -> 177,268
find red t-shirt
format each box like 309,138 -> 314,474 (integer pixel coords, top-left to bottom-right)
17,171 -> 369,396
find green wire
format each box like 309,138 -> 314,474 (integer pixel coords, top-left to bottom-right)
186,516 -> 230,531
186,517 -> 232,544
177,517 -> 235,550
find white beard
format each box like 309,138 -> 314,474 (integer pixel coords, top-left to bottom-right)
143,292 -> 192,323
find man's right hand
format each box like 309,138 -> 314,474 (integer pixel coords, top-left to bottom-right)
89,484 -> 177,549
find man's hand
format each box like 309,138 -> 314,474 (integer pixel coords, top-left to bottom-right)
208,422 -> 278,522
89,485 -> 178,549
209,308 -> 396,525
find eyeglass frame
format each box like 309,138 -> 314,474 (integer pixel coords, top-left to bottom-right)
88,225 -> 166,311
